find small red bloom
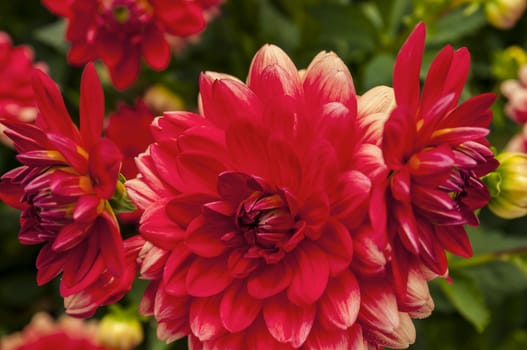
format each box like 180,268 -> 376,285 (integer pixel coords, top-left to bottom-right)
0,63 -> 127,316
106,99 -> 155,180
128,44 -> 418,349
0,32 -> 46,144
383,23 -> 498,283
41,0 -> 222,90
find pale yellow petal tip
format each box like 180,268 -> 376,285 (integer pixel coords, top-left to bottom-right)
358,85 -> 396,117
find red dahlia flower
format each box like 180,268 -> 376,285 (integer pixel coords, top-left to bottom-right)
0,32 -> 46,144
127,45 -> 419,349
0,63 -> 128,315
383,23 -> 498,281
41,0 -> 221,90
106,99 -> 155,180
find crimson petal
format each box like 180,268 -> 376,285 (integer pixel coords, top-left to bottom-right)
220,282 -> 262,332
287,242 -> 329,305
79,63 -> 104,149
189,295 -> 225,341
186,256 -> 233,297
318,270 -> 360,330
263,293 -> 316,347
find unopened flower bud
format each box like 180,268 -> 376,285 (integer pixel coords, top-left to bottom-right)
109,175 -> 137,214
96,313 -> 143,350
485,0 -> 527,29
485,152 -> 527,219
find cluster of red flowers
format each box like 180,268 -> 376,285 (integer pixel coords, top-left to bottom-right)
0,5 -> 498,348
42,0 -> 221,89
0,32 -> 47,145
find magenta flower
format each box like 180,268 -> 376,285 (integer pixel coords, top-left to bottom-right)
382,23 -> 498,284
0,63 -> 128,315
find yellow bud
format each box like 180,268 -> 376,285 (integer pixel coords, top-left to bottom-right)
96,314 -> 143,350
485,152 -> 527,219
144,85 -> 185,114
485,0 -> 527,29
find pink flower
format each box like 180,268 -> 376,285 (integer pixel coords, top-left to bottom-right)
127,44 -> 419,349
0,32 -> 46,144
0,312 -> 103,350
383,23 -> 498,283
41,0 -> 222,90
504,123 -> 527,152
0,63 -> 128,315
501,64 -> 527,124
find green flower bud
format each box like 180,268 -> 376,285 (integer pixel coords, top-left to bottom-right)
485,152 -> 527,219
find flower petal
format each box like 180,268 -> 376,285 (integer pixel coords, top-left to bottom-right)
287,242 -> 329,305
393,22 -> 425,115
263,293 -> 316,348
318,270 -> 360,330
142,23 -> 171,70
189,295 -> 225,342
247,262 -> 293,299
185,215 -> 230,258
220,282 -> 262,332
186,256 -> 233,297
140,200 -> 185,250
316,221 -> 353,276
31,69 -> 79,142
79,63 -> 104,149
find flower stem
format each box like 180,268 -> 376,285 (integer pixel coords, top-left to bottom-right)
449,246 -> 527,269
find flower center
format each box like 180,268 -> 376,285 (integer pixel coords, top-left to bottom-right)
113,5 -> 131,23
99,0 -> 153,32
235,191 -> 297,262
24,170 -> 77,234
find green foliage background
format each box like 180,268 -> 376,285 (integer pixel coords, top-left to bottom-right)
1,0 -> 527,349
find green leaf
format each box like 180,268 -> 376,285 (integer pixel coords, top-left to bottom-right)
308,4 -> 378,61
438,271 -> 490,333
33,20 -> 68,53
510,254 -> 527,278
466,225 -> 527,255
362,52 -> 395,90
428,7 -> 486,46
258,0 -> 300,51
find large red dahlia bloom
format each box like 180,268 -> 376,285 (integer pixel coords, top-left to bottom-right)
383,23 -> 498,280
0,63 -> 128,315
127,44 -> 419,348
41,0 -> 221,90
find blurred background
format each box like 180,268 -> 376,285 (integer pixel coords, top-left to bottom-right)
1,0 -> 527,349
